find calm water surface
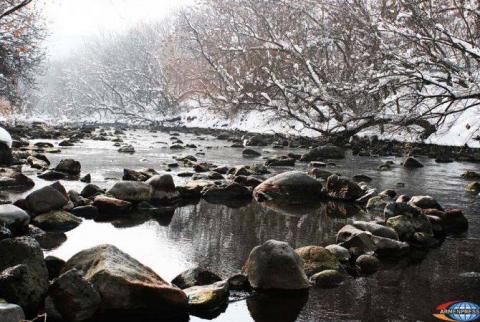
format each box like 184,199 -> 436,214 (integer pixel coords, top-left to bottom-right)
9,129 -> 480,321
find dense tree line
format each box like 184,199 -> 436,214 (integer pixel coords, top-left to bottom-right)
0,0 -> 45,116
39,0 -> 480,140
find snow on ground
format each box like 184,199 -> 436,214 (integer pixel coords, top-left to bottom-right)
181,107 -> 480,148
0,126 -> 12,147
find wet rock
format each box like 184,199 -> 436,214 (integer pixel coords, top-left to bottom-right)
366,195 -> 391,212
45,256 -> 65,280
93,196 -> 132,216
244,240 -> 309,291
264,157 -> 296,167
0,237 -> 49,316
192,171 -> 224,181
147,174 -> 180,204
253,171 -> 324,203
386,214 -> 430,241
58,139 -> 74,147
233,175 -> 263,189
326,175 -> 365,201
46,269 -> 101,322
229,165 -> 254,177
245,134 -> 268,147
0,204 -> 30,235
177,171 -> 194,177
80,173 -> 91,183
227,274 -> 251,291
403,157 -> 424,168
0,303 -> 25,322
71,205 -> 98,219
123,168 -> 152,182
384,202 -> 421,220
242,148 -> 261,157
34,142 -> 54,148
55,159 -> 81,176
32,210 -> 81,232
184,281 -> 229,318
172,267 -> 222,290
62,244 -> 188,317
465,181 -> 480,193
352,174 -> 372,182
79,185 -> 102,200
0,169 -> 34,190
170,144 -> 185,150
371,235 -> 409,257
409,195 -> 443,210
325,244 -> 350,262
26,185 -> 68,215
107,181 -> 152,202
68,190 -> 89,208
424,209 -> 468,234
461,171 -> 480,179
356,254 -> 381,274
379,189 -> 397,198
295,246 -> 340,277
310,270 -> 345,288
118,145 -> 135,153
352,221 -> 399,240
27,156 -> 48,170
38,170 -> 68,181
0,226 -> 12,240
0,143 -> 13,166
336,224 -> 367,243
300,145 -> 345,161
308,168 -> 334,179
202,182 -> 251,202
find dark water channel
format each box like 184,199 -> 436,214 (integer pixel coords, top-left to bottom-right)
8,129 -> 480,322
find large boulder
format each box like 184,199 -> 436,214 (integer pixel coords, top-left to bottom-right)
244,240 -> 309,291
32,210 -> 82,232
0,204 -> 30,235
0,237 -> 49,316
45,269 -> 101,322
171,267 -> 222,290
0,303 -> 25,322
26,185 -> 68,215
253,171 -> 324,203
295,246 -> 340,277
325,175 -> 365,201
147,174 -> 180,203
62,244 -> 188,318
55,159 -> 81,176
107,181 -> 152,202
300,145 -> 345,161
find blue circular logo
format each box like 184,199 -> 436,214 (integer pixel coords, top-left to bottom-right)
448,302 -> 480,321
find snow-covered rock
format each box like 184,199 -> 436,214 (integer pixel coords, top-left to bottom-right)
0,126 -> 12,148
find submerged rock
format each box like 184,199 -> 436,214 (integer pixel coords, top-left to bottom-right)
62,244 -> 188,318
253,171 -> 324,203
244,240 -> 309,291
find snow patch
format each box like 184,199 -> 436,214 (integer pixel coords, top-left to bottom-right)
0,126 -> 12,148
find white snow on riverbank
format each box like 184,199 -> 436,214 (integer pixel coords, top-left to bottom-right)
0,126 -> 12,148
180,107 -> 480,148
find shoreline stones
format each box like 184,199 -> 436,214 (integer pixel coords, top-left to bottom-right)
300,145 -> 345,161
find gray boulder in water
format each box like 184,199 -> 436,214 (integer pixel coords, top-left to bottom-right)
300,145 -> 345,161
253,171 -> 324,203
244,240 -> 309,291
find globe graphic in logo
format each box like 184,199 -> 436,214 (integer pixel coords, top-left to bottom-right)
448,302 -> 480,321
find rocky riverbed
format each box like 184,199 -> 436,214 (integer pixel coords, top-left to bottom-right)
0,122 -> 479,322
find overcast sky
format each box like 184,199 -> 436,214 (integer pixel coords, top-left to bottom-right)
44,0 -> 192,58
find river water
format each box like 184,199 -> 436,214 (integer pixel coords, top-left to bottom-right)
9,129 -> 480,321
